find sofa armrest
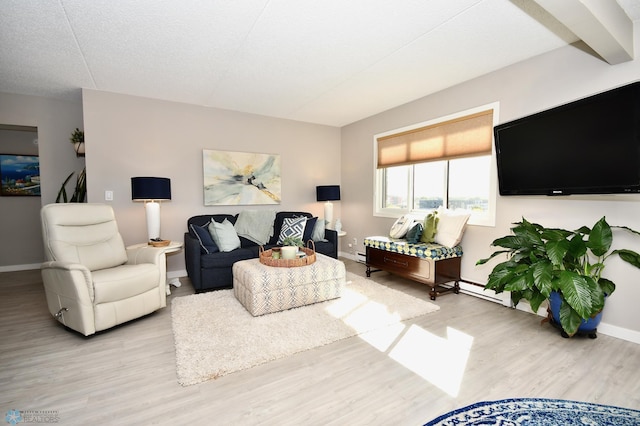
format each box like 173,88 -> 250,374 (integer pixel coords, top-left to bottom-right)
184,232 -> 202,290
324,229 -> 338,259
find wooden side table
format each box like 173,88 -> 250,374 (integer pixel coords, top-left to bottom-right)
127,241 -> 184,295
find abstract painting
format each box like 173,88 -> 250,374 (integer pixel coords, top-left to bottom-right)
0,154 -> 40,196
203,149 -> 281,205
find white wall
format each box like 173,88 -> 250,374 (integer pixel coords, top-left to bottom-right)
341,37 -> 640,342
0,93 -> 84,270
82,90 -> 341,276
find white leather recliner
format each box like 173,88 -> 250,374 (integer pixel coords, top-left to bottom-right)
40,203 -> 167,336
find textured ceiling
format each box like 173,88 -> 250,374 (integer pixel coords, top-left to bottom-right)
1,0 -> 638,127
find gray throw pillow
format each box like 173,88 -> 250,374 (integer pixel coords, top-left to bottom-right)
311,218 -> 327,242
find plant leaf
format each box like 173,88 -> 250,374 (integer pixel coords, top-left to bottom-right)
545,240 -> 570,267
55,171 -> 75,203
559,300 -> 583,336
528,290 -> 547,314
587,216 -> 612,257
540,227 -> 573,241
555,270 -> 593,319
530,260 -> 553,297
616,249 -> 640,269
598,277 -> 616,297
476,249 -> 512,266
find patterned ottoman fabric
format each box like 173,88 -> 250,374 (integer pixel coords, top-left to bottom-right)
364,236 -> 463,260
233,253 -> 346,316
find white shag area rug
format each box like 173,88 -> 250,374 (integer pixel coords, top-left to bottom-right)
171,272 -> 440,386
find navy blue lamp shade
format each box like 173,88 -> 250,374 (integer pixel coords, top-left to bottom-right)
131,177 -> 171,201
316,185 -> 340,202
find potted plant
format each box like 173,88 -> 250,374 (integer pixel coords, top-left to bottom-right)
476,217 -> 640,337
70,128 -> 85,156
281,236 -> 303,259
55,168 -> 86,203
281,236 -> 304,247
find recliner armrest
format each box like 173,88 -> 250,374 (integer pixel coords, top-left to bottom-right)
41,260 -> 94,301
126,246 -> 166,266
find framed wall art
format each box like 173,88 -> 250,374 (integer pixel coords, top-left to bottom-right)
0,154 -> 40,196
203,149 -> 281,205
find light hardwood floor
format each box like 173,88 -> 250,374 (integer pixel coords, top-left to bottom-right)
1,259 -> 639,425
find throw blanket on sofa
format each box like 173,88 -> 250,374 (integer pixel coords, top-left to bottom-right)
234,210 -> 276,245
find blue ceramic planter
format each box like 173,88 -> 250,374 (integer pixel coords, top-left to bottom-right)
549,291 -> 603,334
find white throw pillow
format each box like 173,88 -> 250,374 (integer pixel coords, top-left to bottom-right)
433,207 -> 470,247
389,215 -> 413,239
277,216 -> 307,244
208,219 -> 241,252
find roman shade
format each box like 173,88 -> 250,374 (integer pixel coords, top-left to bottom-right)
377,110 -> 493,168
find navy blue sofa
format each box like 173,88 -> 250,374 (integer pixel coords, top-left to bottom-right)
184,211 -> 338,292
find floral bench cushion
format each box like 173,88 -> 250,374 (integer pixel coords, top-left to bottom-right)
364,236 -> 462,261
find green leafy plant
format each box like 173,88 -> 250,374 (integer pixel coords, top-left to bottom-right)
55,168 -> 86,203
477,217 -> 640,336
281,236 -> 304,247
69,128 -> 84,143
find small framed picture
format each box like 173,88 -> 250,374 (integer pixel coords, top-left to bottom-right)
0,154 -> 41,196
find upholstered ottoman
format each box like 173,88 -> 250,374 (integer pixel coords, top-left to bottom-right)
233,253 -> 346,316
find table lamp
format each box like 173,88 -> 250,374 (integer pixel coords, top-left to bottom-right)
316,185 -> 340,229
131,177 -> 171,241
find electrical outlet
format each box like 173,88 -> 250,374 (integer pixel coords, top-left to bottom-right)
352,237 -> 357,247
105,190 -> 113,201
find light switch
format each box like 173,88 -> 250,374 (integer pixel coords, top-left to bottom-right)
105,190 -> 113,201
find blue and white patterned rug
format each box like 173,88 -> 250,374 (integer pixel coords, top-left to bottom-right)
425,398 -> 640,426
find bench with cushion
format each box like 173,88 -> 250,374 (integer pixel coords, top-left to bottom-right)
364,207 -> 469,300
364,236 -> 462,300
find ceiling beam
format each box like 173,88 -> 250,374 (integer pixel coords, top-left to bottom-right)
533,0 -> 634,64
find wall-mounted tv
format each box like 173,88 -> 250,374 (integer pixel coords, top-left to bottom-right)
494,81 -> 640,196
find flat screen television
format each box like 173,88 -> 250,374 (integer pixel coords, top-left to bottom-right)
494,81 -> 640,196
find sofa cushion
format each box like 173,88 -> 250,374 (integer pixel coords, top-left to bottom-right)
406,222 -> 423,244
421,210 -> 439,243
269,212 -> 312,245
303,217 -> 317,242
277,216 -> 307,244
389,215 -> 413,239
190,222 -> 219,254
92,263 -> 160,304
311,217 -> 327,242
209,219 -> 241,252
200,247 -> 257,269
433,207 -> 470,248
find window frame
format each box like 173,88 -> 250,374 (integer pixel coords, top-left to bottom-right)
373,103 -> 499,227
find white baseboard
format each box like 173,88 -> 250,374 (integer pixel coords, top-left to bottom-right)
338,251 -> 357,261
594,322 -> 640,344
0,263 -> 41,273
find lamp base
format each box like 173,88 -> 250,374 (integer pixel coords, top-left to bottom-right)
145,201 -> 161,241
324,201 -> 334,229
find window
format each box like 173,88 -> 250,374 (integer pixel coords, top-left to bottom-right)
374,104 -> 498,226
